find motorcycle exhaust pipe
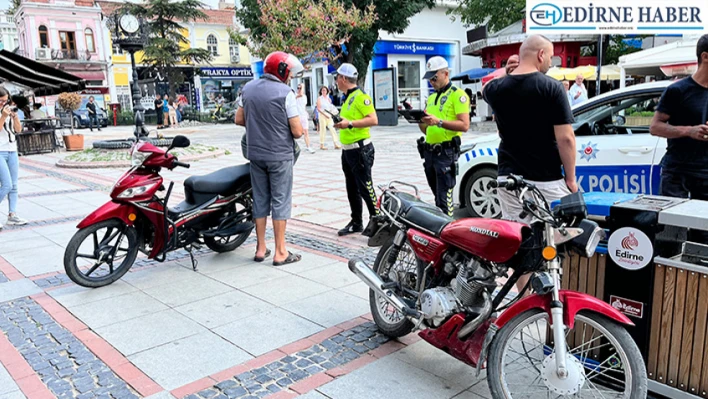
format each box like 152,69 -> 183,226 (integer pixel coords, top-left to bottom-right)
348,258 -> 422,319
458,290 -> 493,339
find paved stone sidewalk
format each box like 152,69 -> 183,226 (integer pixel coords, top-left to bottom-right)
0,123 -> 497,399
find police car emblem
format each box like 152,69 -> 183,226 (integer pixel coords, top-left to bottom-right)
579,141 -> 600,162
364,99 -> 371,106
460,96 -> 467,103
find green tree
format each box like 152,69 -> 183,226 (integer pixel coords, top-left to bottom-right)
8,0 -> 21,16
449,0 -> 524,33
581,36 -> 645,65
234,0 -> 375,65
119,0 -> 213,96
236,0 -> 436,84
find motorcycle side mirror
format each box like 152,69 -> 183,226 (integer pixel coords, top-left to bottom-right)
166,135 -> 190,154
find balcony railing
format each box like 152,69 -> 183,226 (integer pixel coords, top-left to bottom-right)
51,49 -> 93,61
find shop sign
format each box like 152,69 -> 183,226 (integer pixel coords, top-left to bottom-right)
610,295 -> 644,318
200,67 -> 253,79
79,88 -> 109,95
373,41 -> 454,56
526,0 -> 708,34
607,227 -> 653,270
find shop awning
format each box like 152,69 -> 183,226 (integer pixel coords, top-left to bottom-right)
451,68 -> 496,82
72,71 -> 106,82
0,50 -> 86,96
618,38 -> 699,76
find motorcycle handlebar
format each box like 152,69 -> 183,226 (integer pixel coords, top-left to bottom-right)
173,160 -> 190,169
491,174 -> 526,191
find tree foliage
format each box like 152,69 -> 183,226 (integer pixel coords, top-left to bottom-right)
581,36 -> 645,65
449,0 -> 524,33
236,0 -> 436,84
234,0 -> 375,65
8,0 -> 22,16
119,0 -> 213,96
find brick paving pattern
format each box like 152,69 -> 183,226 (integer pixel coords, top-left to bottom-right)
196,322 -> 387,399
0,298 -> 139,399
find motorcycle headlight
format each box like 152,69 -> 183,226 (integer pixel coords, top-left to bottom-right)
117,183 -> 156,199
569,219 -> 606,257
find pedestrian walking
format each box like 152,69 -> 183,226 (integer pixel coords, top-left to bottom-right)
162,94 -> 170,127
332,63 -> 379,236
296,84 -> 315,153
0,87 -> 28,229
482,35 -> 577,292
154,94 -> 164,129
316,86 -> 341,150
87,96 -> 101,131
569,74 -> 588,106
418,56 -> 471,216
168,98 -> 179,128
562,80 -> 573,106
650,33 -> 708,243
235,51 -> 304,265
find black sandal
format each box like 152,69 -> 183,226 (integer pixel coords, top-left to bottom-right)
273,251 -> 302,266
254,248 -> 272,262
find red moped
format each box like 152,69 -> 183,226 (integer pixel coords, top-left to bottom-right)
64,135 -> 254,287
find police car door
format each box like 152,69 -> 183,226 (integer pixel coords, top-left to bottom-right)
573,94 -> 662,195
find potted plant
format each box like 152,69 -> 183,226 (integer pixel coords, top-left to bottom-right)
57,92 -> 84,151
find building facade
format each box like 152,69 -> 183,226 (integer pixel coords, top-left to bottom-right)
15,0 -> 111,115
284,2 -> 482,110
0,10 -> 19,51
97,2 -> 251,113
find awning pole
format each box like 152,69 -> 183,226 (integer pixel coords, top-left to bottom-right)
596,35 -> 604,96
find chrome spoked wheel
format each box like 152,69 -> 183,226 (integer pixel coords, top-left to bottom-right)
487,310 -> 647,398
369,237 -> 422,337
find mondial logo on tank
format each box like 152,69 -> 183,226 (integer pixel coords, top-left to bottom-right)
469,226 -> 499,238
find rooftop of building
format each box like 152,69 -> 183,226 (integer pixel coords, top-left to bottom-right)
95,0 -> 235,26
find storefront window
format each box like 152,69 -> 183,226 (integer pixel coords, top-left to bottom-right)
552,56 -> 562,67
397,61 -> 420,109
229,38 -> 240,63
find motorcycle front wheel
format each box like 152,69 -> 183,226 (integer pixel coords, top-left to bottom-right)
486,309 -> 647,398
64,219 -> 140,288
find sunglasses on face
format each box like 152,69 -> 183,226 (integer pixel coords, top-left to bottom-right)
430,74 -> 439,83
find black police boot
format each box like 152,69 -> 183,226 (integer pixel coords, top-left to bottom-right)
338,221 -> 363,236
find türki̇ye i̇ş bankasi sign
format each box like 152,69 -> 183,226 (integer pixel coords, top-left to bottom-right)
526,0 -> 708,34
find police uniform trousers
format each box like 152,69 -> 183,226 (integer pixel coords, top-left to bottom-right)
341,141 -> 378,225
423,145 -> 458,217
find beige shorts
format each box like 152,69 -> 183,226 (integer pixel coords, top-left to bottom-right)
498,177 -> 571,223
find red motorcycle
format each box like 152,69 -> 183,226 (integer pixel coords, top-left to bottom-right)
64,135 -> 254,287
350,175 -> 647,398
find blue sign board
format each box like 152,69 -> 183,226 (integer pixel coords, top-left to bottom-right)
373,40 -> 454,56
199,67 -> 253,79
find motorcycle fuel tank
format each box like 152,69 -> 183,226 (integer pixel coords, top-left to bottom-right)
440,218 -> 527,263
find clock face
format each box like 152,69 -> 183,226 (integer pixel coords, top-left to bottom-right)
120,14 -> 140,34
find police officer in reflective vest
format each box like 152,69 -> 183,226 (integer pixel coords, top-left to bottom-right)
418,56 -> 470,216
332,63 -> 380,236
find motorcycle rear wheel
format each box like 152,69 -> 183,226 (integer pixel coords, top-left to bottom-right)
64,219 -> 140,288
203,194 -> 253,253
369,237 -> 423,338
486,309 -> 647,399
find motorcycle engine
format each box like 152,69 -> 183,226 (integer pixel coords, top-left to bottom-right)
420,287 -> 459,327
452,258 -> 494,308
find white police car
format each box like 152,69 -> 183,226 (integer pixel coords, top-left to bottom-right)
455,80 -> 673,218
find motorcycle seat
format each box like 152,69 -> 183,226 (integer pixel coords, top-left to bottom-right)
389,191 -> 453,236
184,164 -> 251,204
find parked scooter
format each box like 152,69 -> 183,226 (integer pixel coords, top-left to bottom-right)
63,134 -> 254,288
350,176 -> 647,398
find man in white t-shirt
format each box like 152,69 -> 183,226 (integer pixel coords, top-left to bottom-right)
569,74 -> 588,106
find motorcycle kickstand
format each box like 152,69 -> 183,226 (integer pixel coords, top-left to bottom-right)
185,244 -> 201,271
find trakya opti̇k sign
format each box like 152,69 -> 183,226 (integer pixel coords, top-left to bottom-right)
526,0 -> 708,34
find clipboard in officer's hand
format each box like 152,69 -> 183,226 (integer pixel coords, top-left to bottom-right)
399,110 -> 426,124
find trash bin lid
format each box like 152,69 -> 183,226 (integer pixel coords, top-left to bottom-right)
551,192 -> 638,217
